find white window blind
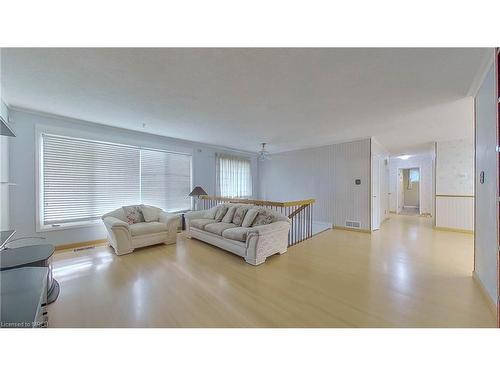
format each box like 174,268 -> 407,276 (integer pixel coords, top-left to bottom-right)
140,149 -> 191,212
42,134 -> 140,226
40,133 -> 192,229
215,153 -> 252,198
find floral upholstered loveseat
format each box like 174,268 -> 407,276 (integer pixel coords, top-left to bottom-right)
184,203 -> 291,265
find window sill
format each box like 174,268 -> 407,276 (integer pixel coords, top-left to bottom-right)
37,220 -> 103,233
36,209 -> 190,232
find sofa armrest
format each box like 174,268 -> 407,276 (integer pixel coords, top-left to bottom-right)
159,211 -> 181,230
245,221 -> 291,265
103,216 -> 129,229
102,217 -> 132,255
184,210 -> 211,236
184,210 -> 208,221
158,211 -> 181,245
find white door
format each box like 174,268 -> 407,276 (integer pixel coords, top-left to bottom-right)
383,158 -> 390,220
397,169 -> 404,213
372,155 -> 381,230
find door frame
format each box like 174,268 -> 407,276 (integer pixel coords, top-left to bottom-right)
496,47 -> 499,328
397,166 -> 422,215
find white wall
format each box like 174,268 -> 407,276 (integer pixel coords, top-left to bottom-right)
435,138 -> 474,231
474,63 -> 498,305
259,139 -> 371,230
380,97 -> 474,155
0,47 -> 11,230
0,100 -> 10,231
7,108 -> 259,246
389,149 -> 435,215
436,138 -> 474,195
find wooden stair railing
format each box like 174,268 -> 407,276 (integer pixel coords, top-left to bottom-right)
198,196 -> 315,246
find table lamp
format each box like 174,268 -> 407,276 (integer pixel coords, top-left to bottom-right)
188,186 -> 207,210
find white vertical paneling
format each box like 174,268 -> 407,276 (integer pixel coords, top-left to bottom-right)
474,62 -> 497,305
259,144 -> 335,224
333,139 -> 371,229
435,196 -> 474,231
259,139 -> 371,230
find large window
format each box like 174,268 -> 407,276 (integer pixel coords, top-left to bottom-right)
140,149 -> 191,212
215,153 -> 252,198
39,133 -> 191,230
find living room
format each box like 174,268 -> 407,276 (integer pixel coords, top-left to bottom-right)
1,46 -> 496,325
1,3 -> 500,374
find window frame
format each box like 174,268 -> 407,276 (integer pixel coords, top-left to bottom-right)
35,125 -> 192,232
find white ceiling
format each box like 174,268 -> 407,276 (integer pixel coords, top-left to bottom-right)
1,48 -> 490,154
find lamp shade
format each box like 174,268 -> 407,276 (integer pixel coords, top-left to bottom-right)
188,186 -> 207,197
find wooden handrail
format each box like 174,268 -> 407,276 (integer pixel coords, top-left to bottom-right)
288,203 -> 309,219
199,195 -> 315,207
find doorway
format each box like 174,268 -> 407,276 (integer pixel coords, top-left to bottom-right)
397,167 -> 420,216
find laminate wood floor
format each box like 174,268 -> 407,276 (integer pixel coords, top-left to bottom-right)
48,214 -> 496,327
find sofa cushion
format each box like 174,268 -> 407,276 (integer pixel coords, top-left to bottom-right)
129,222 -> 168,236
252,209 -> 275,227
242,208 -> 259,227
222,227 -> 255,242
190,218 -> 217,230
204,222 -> 237,236
232,206 -> 249,226
203,206 -> 219,219
123,205 -> 145,224
222,206 -> 237,223
214,206 -> 229,221
141,205 -> 162,222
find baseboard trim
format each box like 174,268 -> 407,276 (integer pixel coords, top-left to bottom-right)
433,226 -> 474,234
55,239 -> 108,251
472,271 -> 497,317
311,222 -> 333,238
333,226 -> 371,234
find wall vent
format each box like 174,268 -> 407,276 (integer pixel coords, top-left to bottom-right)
73,246 -> 95,252
345,220 -> 361,228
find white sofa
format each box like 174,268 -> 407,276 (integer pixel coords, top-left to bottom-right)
185,204 -> 291,265
102,205 -> 180,255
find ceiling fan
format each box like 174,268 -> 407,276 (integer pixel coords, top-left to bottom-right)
258,143 -> 271,162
